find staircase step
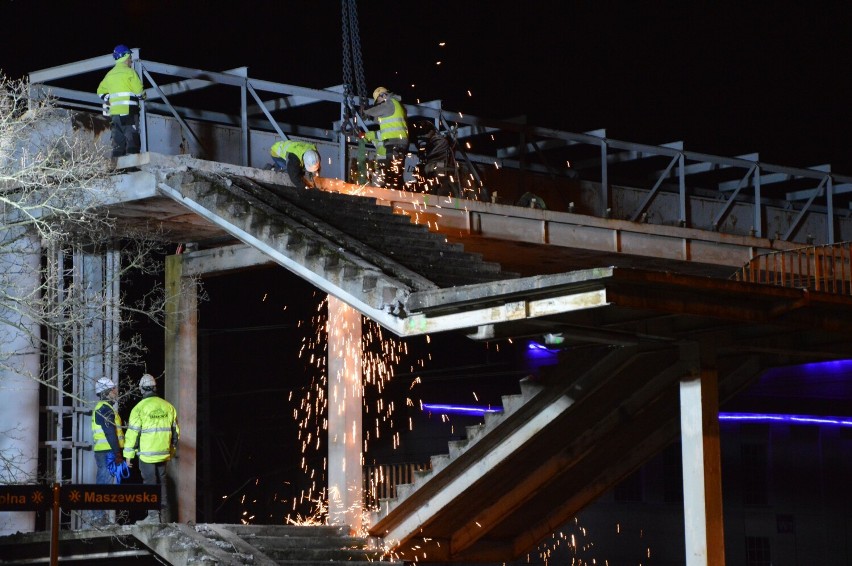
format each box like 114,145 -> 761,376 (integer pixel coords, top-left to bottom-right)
448,439 -> 469,458
466,423 -> 486,442
429,453 -> 451,473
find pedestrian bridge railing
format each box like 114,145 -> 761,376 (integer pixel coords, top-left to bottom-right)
363,462 -> 431,509
733,242 -> 852,295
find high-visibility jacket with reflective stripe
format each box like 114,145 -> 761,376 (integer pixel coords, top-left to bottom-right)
123,395 -> 179,463
91,400 -> 124,452
96,61 -> 144,116
363,131 -> 387,158
270,140 -> 317,165
377,99 -> 408,143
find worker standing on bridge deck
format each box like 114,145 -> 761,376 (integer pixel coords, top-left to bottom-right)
97,44 -> 145,158
270,139 -> 321,189
361,86 -> 409,190
124,373 -> 179,524
90,377 -> 124,527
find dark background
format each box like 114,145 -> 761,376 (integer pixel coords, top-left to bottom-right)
3,1 -> 851,174
6,0 -> 852,529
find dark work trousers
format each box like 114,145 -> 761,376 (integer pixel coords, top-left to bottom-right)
90,451 -> 113,524
385,143 -> 407,190
140,460 -> 170,518
110,113 -> 141,157
272,154 -> 306,189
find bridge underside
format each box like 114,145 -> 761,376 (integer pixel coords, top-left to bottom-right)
90,156 -> 852,560
368,268 -> 852,561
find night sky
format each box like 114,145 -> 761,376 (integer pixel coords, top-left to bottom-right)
3,1 -> 851,174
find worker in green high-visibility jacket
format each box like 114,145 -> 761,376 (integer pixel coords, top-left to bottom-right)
124,374 -> 179,524
96,44 -> 145,158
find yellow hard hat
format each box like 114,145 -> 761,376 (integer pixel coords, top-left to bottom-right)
373,87 -> 389,102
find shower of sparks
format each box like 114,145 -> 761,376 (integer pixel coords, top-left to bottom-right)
272,293 -> 436,528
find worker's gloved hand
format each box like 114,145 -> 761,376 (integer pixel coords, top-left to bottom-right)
357,131 -> 365,139
114,454 -> 124,465
127,459 -> 134,468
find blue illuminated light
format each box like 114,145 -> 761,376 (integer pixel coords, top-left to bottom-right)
719,412 -> 852,428
420,406 -> 852,426
527,341 -> 556,351
422,403 -> 504,416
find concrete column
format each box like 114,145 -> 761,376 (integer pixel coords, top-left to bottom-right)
165,254 -> 197,523
327,296 -> 363,534
77,251 -> 111,488
0,229 -> 41,535
679,343 -> 725,566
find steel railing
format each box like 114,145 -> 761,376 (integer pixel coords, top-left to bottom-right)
733,242 -> 852,295
363,462 -> 431,509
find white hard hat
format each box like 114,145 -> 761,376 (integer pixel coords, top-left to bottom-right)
303,149 -> 320,173
139,374 -> 157,391
95,377 -> 116,395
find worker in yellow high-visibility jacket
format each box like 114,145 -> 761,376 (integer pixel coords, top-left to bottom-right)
270,139 -> 321,189
362,86 -> 409,190
96,44 -> 144,158
124,373 -> 179,524
90,377 -> 124,527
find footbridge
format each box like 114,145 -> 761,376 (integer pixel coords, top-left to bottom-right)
4,52 -> 852,564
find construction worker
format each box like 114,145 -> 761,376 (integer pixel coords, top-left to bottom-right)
269,139 -> 321,189
415,122 -> 455,196
90,377 -> 124,527
96,44 -> 145,158
361,86 -> 409,190
124,374 -> 179,524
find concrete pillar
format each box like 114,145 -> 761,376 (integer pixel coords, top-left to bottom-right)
679,343 -> 725,566
0,229 -> 41,535
327,296 -> 363,533
77,250 -> 120,487
165,254 -> 197,523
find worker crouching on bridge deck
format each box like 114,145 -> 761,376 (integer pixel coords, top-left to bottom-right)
124,374 -> 180,524
269,139 -> 321,189
97,44 -> 145,158
361,86 -> 409,190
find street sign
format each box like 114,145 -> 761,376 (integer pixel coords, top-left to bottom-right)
0,485 -> 50,511
60,484 -> 160,510
0,484 -> 159,511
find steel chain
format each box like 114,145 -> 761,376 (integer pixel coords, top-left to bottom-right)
341,0 -> 355,132
347,0 -> 368,108
341,0 -> 367,133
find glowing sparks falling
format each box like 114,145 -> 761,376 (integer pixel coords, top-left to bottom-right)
282,293 -> 432,529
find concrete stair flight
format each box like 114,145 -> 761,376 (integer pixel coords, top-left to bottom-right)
366,342 -> 764,562
132,523 -> 400,566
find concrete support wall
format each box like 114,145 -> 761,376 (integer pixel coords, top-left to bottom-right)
0,229 -> 41,535
679,343 -> 725,566
327,296 -> 363,534
165,254 -> 198,523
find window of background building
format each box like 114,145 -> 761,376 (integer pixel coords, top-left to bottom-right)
745,536 -> 771,566
741,442 -> 768,506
